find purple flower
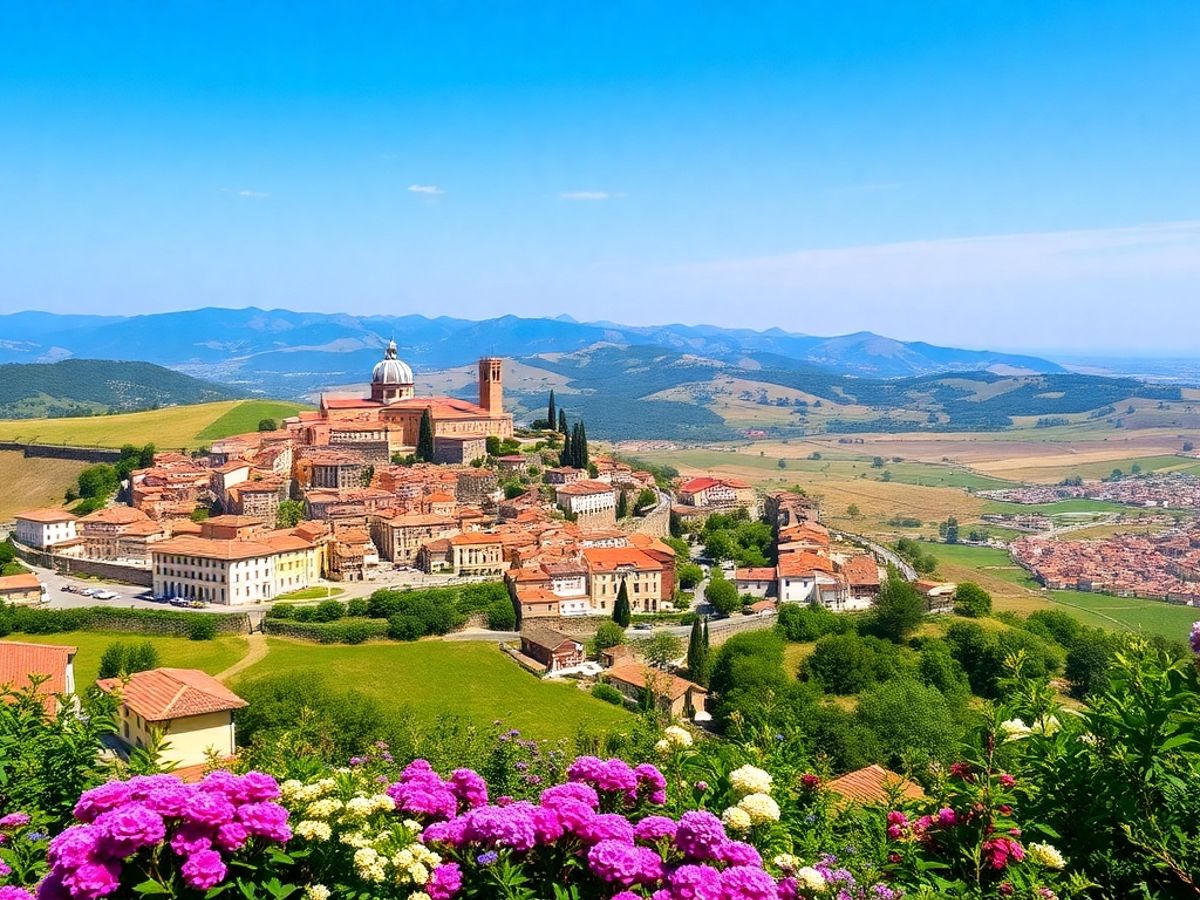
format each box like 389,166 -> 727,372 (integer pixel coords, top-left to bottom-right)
461,804 -> 538,852
588,839 -> 645,886
716,840 -> 762,868
577,813 -> 635,845
73,783 -> 131,824
198,771 -> 246,802
169,823 -> 214,857
634,815 -> 678,844
427,861 -> 463,900
47,827 -> 100,870
450,769 -> 489,809
181,849 -> 227,890
238,772 -> 281,803
94,804 -> 166,856
1190,621 -> 1200,655
236,802 -> 291,842
674,811 -> 726,861
669,863 -> 723,900
541,782 -> 599,811
0,813 -> 32,829
184,792 -> 236,828
144,786 -> 190,818
719,865 -> 779,900
61,860 -> 121,900
215,822 -> 249,852
0,886 -> 36,900
634,764 -> 667,805
475,850 -> 499,866
423,818 -> 468,848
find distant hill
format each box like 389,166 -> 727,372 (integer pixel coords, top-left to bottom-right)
0,308 -> 1065,395
0,359 -> 243,419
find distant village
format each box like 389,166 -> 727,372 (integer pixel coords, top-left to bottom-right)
2,343 -> 894,625
979,472 -> 1200,509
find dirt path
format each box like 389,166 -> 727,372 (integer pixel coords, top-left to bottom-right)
216,631 -> 268,682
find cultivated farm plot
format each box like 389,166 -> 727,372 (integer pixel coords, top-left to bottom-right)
921,542 -> 1199,641
0,400 -> 307,451
0,450 -> 87,521
233,638 -> 631,741
0,630 -> 248,690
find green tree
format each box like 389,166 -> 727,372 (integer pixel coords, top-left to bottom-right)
416,408 -> 435,462
855,678 -> 963,769
639,631 -> 683,670
257,418 -> 277,432
805,633 -> 899,694
704,570 -> 740,615
616,490 -> 629,519
558,407 -> 568,435
847,503 -> 861,518
612,579 -> 631,627
708,630 -> 790,730
953,581 -> 992,617
276,499 -> 305,529
593,620 -> 625,653
124,641 -> 160,674
77,464 -> 119,499
547,390 -> 557,430
872,573 -> 925,642
559,427 -> 573,467
945,516 -> 959,544
686,617 -> 708,683
97,642 -> 127,680
1065,636 -> 1113,699
677,562 -> 703,590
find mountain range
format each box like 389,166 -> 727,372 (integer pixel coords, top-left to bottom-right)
0,308 -> 1064,394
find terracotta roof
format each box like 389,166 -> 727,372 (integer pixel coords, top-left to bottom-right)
826,765 -> 926,805
606,663 -> 705,701
556,479 -> 615,496
777,551 -> 835,577
582,547 -> 662,573
82,506 -> 151,525
382,513 -> 456,527
205,515 -> 264,528
153,535 -> 280,561
15,508 -> 77,524
840,555 -> 881,586
0,573 -> 41,593
735,567 -> 777,581
449,531 -> 503,546
520,625 -> 580,651
679,477 -> 719,493
97,668 -> 246,722
0,641 -> 75,696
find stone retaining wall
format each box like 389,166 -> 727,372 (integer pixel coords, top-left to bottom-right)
0,441 -> 124,463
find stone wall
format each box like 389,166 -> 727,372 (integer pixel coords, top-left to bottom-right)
12,541 -> 152,586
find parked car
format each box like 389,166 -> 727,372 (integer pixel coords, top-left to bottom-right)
94,590 -> 119,601
60,585 -> 75,593
80,588 -> 98,597
633,622 -> 654,631
187,600 -> 208,609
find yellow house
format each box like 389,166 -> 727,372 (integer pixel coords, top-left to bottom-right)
97,667 -> 246,769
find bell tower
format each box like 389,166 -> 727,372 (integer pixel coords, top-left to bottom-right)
478,357 -> 503,413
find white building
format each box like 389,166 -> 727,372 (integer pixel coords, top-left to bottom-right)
151,533 -> 319,605
14,509 -> 79,550
555,480 -> 617,521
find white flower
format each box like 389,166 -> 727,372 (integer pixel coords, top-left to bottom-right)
1033,715 -> 1061,736
340,831 -> 371,848
343,797 -> 374,819
295,820 -> 332,841
402,818 -> 422,832
1028,841 -> 1066,870
303,886 -> 331,900
737,792 -> 781,824
999,718 -> 1031,741
729,764 -> 773,796
372,794 -> 397,813
306,798 -> 344,819
773,853 -> 800,873
794,866 -> 827,891
280,779 -> 304,802
655,739 -> 672,757
664,725 -> 694,748
721,806 -> 753,832
409,893 -> 432,900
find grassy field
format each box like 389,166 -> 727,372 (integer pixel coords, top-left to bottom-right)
0,450 -> 88,521
195,401 -> 308,441
1,631 -> 248,689
274,586 -> 346,601
232,638 -> 631,741
981,498 -> 1133,516
921,542 -> 1198,641
0,400 -> 307,451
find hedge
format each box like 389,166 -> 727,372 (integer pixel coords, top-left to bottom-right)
591,683 -> 625,706
0,604 -> 248,640
262,618 -> 388,645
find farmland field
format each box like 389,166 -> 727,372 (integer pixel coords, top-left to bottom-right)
0,450 -> 87,521
0,400 -> 307,451
232,638 -> 631,741
1,630 -> 248,690
921,542 -> 1198,640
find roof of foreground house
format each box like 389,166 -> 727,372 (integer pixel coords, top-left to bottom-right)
97,667 -> 246,722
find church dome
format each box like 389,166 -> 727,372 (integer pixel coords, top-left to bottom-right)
372,340 -> 413,386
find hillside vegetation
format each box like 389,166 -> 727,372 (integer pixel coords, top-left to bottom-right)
0,358 -> 241,418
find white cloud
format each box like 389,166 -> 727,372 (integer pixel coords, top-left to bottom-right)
408,184 -> 444,195
559,190 -> 622,201
676,220 -> 1200,289
220,188 -> 269,199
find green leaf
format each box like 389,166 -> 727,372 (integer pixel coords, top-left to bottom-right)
133,880 -> 171,896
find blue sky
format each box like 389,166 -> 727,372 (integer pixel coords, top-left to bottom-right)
1,2 -> 1198,353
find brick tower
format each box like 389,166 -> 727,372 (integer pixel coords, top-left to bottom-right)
479,357 -> 503,413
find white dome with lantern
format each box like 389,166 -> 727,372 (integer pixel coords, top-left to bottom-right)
370,340 -> 415,403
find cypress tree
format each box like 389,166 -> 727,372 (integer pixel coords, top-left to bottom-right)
686,617 -> 708,683
613,579 -> 631,628
577,420 -> 589,468
558,408 -> 569,435
703,617 -> 710,649
547,390 -> 557,429
616,490 -> 629,519
416,408 -> 435,462
559,428 -> 572,467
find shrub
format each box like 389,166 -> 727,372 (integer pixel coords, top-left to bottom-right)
263,618 -> 388,644
855,678 -> 965,770
486,598 -> 516,631
776,603 -> 845,642
313,599 -> 345,622
187,616 -> 218,641
590,683 -> 625,705
870,574 -> 925,642
267,603 -> 296,620
593,621 -> 626,652
804,633 -> 901,694
346,598 -> 370,618
953,582 -> 992,618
